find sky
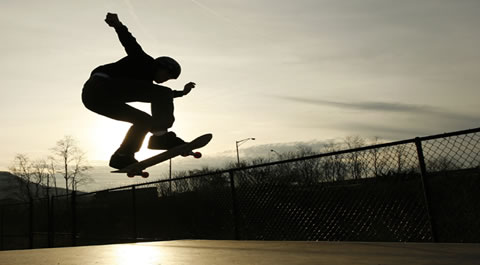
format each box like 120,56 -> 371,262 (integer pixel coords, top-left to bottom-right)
1,0 -> 479,185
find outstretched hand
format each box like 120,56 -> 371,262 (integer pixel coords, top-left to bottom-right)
183,82 -> 196,96
105,13 -> 122,27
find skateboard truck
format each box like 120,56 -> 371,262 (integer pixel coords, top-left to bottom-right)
127,171 -> 150,178
182,151 -> 202,158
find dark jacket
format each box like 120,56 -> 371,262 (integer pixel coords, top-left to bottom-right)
92,24 -> 156,81
92,24 -> 183,97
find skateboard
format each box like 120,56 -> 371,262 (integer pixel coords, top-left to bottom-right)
111,133 -> 213,178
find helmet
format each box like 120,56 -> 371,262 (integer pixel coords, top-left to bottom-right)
154,56 -> 181,79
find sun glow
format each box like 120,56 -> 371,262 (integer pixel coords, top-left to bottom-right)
87,103 -> 187,162
88,117 -> 130,160
114,244 -> 165,265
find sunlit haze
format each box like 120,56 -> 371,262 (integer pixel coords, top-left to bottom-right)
1,1 -> 479,183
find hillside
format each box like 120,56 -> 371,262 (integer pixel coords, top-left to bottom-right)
0,171 -> 70,204
0,171 -> 24,203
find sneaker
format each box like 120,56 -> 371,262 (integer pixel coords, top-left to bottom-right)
148,132 -> 185,150
109,153 -> 138,169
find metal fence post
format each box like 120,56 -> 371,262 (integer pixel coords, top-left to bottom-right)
132,186 -> 137,242
71,191 -> 77,246
414,138 -> 438,242
229,171 -> 240,240
29,198 -> 34,249
0,206 -> 4,250
48,196 -> 54,248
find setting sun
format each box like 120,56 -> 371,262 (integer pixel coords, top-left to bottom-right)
87,103 -> 188,162
88,117 -> 130,160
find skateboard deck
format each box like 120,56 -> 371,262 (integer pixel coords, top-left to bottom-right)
111,133 -> 212,177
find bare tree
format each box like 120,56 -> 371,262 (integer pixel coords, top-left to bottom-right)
9,154 -> 61,200
31,159 -> 50,198
32,157 -> 60,198
320,141 -> 345,181
344,136 -> 366,179
369,136 -> 387,177
46,156 -> 59,197
428,156 -> 459,172
51,136 -> 92,195
293,145 -> 321,184
70,150 -> 92,192
9,154 -> 34,201
394,144 -> 407,174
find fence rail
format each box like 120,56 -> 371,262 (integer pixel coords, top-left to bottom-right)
1,127 -> 479,250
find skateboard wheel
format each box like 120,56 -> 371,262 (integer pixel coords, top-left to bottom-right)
141,172 -> 149,178
193,152 -> 202,159
127,172 -> 135,178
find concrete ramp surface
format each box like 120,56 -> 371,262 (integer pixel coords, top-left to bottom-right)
0,240 -> 479,265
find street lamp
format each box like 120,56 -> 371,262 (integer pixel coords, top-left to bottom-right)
169,159 -> 172,193
270,149 -> 280,156
236,138 -> 255,167
270,149 -> 281,160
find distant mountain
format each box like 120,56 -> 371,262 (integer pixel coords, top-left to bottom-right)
0,171 -> 71,204
0,171 -> 25,203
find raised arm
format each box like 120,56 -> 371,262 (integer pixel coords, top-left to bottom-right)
172,82 -> 196,98
105,13 -> 146,57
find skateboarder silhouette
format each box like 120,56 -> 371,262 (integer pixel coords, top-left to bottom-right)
82,13 -> 196,169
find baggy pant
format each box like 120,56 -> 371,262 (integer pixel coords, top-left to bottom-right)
81,75 -> 175,154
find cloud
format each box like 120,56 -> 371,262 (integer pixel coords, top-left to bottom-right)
275,95 -> 479,140
279,96 -> 433,112
277,95 -> 477,120
334,123 -> 436,140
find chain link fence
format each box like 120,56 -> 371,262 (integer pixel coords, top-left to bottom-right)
1,128 -> 479,250
232,142 -> 432,242
420,131 -> 480,242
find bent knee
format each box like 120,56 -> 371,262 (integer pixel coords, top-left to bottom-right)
131,113 -> 153,128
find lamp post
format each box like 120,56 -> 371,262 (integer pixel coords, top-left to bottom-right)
270,149 -> 281,160
236,138 -> 255,167
270,149 -> 280,156
169,159 -> 172,193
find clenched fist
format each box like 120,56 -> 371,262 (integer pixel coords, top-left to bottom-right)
105,13 -> 122,27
